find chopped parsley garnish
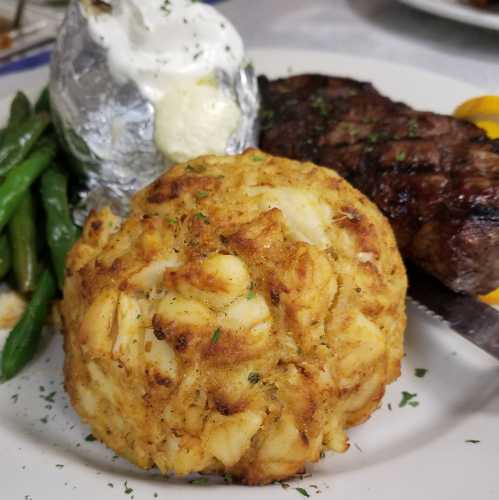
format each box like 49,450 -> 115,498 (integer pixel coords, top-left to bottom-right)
368,132 -> 380,144
190,478 -> 209,485
465,439 -> 480,444
248,372 -> 260,385
211,328 -> 222,345
108,483 -> 114,488
195,191 -> 209,199
124,480 -> 133,495
55,464 -> 64,469
415,368 -> 428,378
40,416 -> 48,424
408,119 -> 418,137
42,391 -> 56,403
185,164 -> 206,173
396,151 -> 406,162
195,212 -> 210,224
311,95 -> 329,117
223,473 -> 233,484
251,155 -> 265,162
260,109 -> 275,130
160,0 -> 171,14
296,488 -> 310,498
399,391 -> 418,408
85,433 -> 97,442
167,217 -> 178,225
11,394 -> 18,403
247,284 -> 256,300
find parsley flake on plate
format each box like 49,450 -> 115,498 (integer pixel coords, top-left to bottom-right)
124,480 -> 133,495
399,391 -> 418,408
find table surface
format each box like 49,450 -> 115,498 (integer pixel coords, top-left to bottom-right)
218,0 -> 499,91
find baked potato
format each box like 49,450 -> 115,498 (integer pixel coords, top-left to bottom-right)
61,150 -> 407,484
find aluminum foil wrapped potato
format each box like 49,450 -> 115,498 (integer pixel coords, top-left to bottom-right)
50,0 -> 259,217
61,150 -> 407,484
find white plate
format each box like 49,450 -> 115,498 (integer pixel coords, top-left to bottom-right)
398,0 -> 499,31
2,49 -> 499,500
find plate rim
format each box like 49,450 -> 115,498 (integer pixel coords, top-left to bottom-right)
248,48 -> 484,94
398,0 -> 499,31
0,49 -> 486,115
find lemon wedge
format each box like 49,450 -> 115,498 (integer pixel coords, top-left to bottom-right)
479,288 -> 499,306
454,95 -> 499,139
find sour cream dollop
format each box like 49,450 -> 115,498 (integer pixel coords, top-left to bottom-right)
84,0 -> 245,162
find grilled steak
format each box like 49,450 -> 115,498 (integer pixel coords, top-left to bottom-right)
469,0 -> 497,8
258,74 -> 499,295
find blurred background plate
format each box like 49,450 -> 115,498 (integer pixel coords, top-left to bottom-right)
398,0 -> 499,30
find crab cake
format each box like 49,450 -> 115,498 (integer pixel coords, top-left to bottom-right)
61,149 -> 407,485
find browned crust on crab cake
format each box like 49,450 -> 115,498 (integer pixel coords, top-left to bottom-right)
61,149 -> 406,485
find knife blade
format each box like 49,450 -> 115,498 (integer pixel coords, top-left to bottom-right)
406,262 -> 499,361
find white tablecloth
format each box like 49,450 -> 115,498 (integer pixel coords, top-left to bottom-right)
219,0 -> 499,91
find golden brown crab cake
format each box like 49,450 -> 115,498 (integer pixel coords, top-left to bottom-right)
61,149 -> 406,485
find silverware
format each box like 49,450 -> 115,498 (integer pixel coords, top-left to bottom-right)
407,262 -> 499,361
0,1 -> 55,61
13,0 -> 27,30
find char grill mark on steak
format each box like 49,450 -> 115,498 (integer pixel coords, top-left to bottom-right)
258,74 -> 499,295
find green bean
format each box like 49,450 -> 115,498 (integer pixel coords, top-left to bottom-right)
8,192 -> 39,293
41,166 -> 79,289
0,139 -> 57,233
6,92 -> 32,132
35,87 -> 50,114
0,112 -> 51,177
0,234 -> 11,280
0,269 -> 57,380
0,91 -> 31,153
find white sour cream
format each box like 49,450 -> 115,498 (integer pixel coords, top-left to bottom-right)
84,0 -> 245,162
